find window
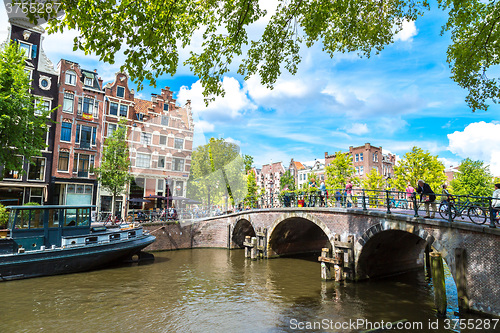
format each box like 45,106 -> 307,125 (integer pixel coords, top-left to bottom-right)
161,115 -> 169,126
65,70 -> 77,85
28,157 -> 46,181
373,153 -> 378,162
355,154 -> 359,162
136,153 -> 150,168
76,125 -> 95,148
136,113 -> 144,121
73,154 -> 91,177
107,123 -> 117,137
140,132 -> 152,145
359,166 -> 364,175
119,104 -> 128,117
84,77 -> 93,86
163,103 -> 169,112
174,138 -> 184,149
82,97 -> 94,115
172,158 -> 184,172
158,156 -> 165,168
360,153 -> 364,161
109,102 -> 118,116
373,166 -> 378,172
19,42 -> 32,59
29,188 -> 43,205
35,100 -> 51,116
117,86 -> 125,98
63,92 -> 74,113
159,135 -> 167,145
355,166 -> 359,175
157,179 -> 164,191
60,122 -> 72,142
58,151 -> 70,171
3,157 -> 23,180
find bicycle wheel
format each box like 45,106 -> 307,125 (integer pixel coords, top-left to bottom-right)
439,202 -> 455,220
468,206 -> 486,224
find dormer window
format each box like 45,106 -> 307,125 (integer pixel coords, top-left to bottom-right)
84,77 -> 93,86
117,86 -> 125,98
136,113 -> 144,121
65,70 -> 77,85
18,41 -> 32,59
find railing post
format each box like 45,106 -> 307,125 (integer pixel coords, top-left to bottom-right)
447,197 -> 453,223
386,190 -> 391,214
413,193 -> 419,217
362,189 -> 367,210
489,197 -> 497,228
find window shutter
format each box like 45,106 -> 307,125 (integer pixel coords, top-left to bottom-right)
77,97 -> 82,115
93,100 -> 99,118
31,45 -> 37,59
76,124 -> 80,143
92,127 -> 96,146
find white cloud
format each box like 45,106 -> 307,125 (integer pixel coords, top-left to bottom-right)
394,20 -> 418,42
194,120 -> 215,133
225,137 -> 242,147
344,123 -> 369,135
177,76 -> 256,122
438,157 -> 460,169
447,121 -> 500,175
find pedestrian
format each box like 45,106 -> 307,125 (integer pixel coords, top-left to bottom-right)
441,184 -> 451,204
492,183 -> 500,221
335,190 -> 342,207
416,179 -> 436,218
345,180 -> 353,208
319,181 -> 327,207
308,179 -> 317,207
405,182 -> 415,209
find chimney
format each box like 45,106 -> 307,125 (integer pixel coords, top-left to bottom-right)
98,77 -> 103,88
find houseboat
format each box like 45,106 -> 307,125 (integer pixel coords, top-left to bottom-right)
0,205 -> 156,281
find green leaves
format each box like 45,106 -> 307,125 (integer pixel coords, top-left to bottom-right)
0,42 -> 52,179
392,146 -> 446,192
280,170 -> 295,191
325,151 -> 357,189
450,158 -> 493,197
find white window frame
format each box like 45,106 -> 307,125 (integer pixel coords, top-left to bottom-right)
3,156 -> 24,181
157,156 -> 166,169
63,92 -> 74,114
174,138 -> 184,150
140,132 -> 152,145
136,153 -> 151,168
159,135 -> 167,145
116,86 -> 125,98
27,157 -> 46,182
65,70 -> 77,86
172,157 -> 185,172
19,41 -> 32,59
84,77 -> 93,86
107,123 -> 117,137
57,151 -> 70,172
35,99 -> 51,116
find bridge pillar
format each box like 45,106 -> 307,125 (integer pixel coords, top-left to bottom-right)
250,237 -> 258,260
455,248 -> 469,312
244,236 -> 251,258
430,252 -> 447,317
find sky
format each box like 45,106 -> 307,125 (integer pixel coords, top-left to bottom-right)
1,1 -> 499,175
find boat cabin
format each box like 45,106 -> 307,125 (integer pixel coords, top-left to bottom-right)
2,205 -> 95,253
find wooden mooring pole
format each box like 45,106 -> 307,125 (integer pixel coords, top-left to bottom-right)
425,243 -> 431,278
334,250 -> 344,282
250,237 -> 258,260
430,252 -> 447,317
455,248 -> 469,312
320,248 -> 332,280
244,236 -> 251,258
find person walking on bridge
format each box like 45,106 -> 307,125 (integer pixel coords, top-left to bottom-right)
492,183 -> 500,221
416,179 -> 436,218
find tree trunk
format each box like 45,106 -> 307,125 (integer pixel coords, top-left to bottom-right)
111,192 -> 116,222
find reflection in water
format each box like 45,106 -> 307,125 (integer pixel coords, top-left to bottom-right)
0,249 -> 490,332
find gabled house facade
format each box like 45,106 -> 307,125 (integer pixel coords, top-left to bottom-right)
0,18 -> 58,205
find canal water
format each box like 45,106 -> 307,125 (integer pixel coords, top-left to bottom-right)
0,249 -> 493,333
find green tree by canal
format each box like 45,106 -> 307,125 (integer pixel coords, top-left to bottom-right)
244,170 -> 259,208
96,119 -> 133,218
280,170 -> 295,191
0,42 -> 53,179
325,151 -> 357,189
450,158 -> 493,197
392,146 -> 446,193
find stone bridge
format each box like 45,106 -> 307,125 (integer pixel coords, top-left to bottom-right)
184,207 -> 500,316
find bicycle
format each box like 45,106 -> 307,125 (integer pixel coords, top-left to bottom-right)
389,197 -> 409,210
438,197 -> 487,224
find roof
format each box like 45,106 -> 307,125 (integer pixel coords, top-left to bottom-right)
294,161 -> 305,170
134,98 -> 152,114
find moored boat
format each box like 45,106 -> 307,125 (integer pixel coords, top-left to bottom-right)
0,205 -> 156,281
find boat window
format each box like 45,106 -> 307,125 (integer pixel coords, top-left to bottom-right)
15,210 -> 30,229
30,209 -> 44,229
64,209 -> 77,227
77,208 -> 90,227
48,209 -> 60,227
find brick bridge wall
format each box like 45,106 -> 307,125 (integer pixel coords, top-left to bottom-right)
142,207 -> 500,317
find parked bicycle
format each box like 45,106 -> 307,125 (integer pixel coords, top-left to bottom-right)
438,196 -> 487,224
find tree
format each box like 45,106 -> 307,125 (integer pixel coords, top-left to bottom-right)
392,146 -> 447,193
243,154 -> 254,174
450,158 -> 493,197
325,151 -> 357,189
187,138 -> 246,206
21,0 -> 498,110
244,170 -> 259,208
0,204 -> 8,229
363,169 -> 385,191
280,170 -> 295,191
96,119 -> 133,218
0,42 -> 52,178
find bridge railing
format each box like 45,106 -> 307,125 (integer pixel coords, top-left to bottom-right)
234,189 -> 498,227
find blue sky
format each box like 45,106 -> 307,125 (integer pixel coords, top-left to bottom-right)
2,1 -> 499,174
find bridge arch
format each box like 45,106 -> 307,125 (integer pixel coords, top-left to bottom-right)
266,212 -> 334,257
355,221 -> 451,280
230,217 -> 256,248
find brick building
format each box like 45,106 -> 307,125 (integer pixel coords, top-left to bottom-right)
99,73 -> 194,216
298,160 -> 325,189
0,19 -> 58,205
288,159 -> 305,189
325,143 -> 396,180
260,162 -> 286,195
50,59 -> 105,206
